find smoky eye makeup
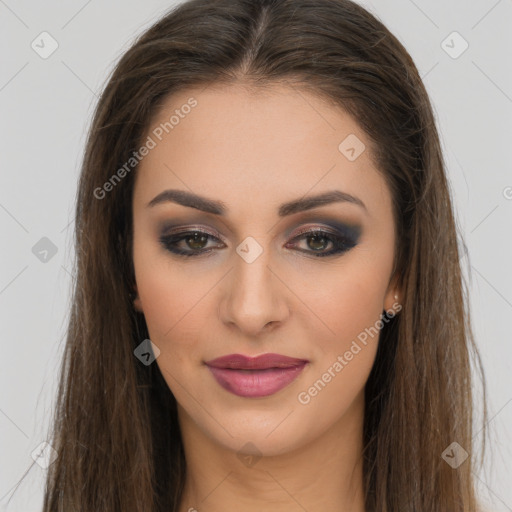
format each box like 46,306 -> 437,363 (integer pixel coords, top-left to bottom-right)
155,215 -> 363,259
284,220 -> 361,258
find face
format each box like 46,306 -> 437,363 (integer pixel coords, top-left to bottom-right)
131,82 -> 400,457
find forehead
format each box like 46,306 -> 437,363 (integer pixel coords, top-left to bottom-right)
134,82 -> 391,220
146,81 -> 367,163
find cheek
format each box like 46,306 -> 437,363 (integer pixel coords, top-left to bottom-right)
294,269 -> 388,420
133,260 -> 212,395
136,268 -> 213,344
132,241 -> 217,369
302,260 -> 391,347
297,253 -> 392,407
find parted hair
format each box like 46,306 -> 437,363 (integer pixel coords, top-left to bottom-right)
41,0 -> 489,510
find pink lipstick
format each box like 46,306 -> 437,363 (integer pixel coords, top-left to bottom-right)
204,353 -> 309,398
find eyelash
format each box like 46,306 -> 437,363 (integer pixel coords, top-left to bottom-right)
159,226 -> 358,259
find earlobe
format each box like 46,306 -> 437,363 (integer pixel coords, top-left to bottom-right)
384,289 -> 402,316
133,296 -> 143,312
131,286 -> 143,312
384,274 -> 402,315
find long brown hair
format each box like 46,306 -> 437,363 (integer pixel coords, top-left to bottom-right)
41,0 -> 489,510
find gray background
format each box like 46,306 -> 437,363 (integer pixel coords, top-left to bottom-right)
1,0 -> 511,510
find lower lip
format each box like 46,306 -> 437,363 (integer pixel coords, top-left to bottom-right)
206,363 -> 308,398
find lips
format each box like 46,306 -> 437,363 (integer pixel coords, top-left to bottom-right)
204,353 -> 309,398
204,353 -> 309,370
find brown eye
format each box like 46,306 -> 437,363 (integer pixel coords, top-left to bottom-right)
304,233 -> 331,252
285,228 -> 358,258
185,232 -> 209,250
159,230 -> 225,257
159,225 -> 359,259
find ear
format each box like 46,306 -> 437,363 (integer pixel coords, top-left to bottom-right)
383,273 -> 402,315
132,284 -> 144,312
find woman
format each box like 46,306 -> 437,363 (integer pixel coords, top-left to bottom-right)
42,0 -> 489,510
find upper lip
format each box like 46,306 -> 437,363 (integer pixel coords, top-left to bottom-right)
204,353 -> 309,370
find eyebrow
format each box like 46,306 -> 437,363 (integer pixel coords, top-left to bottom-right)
146,188 -> 367,216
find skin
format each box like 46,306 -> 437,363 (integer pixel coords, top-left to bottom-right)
131,82 -> 401,512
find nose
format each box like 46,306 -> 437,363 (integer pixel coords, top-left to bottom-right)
219,245 -> 290,337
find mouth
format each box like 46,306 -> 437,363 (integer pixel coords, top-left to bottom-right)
204,353 -> 309,398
